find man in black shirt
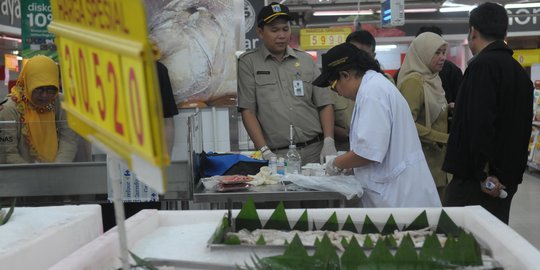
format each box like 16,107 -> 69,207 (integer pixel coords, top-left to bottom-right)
443,2 -> 533,224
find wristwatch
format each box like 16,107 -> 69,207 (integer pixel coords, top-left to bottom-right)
260,145 -> 270,153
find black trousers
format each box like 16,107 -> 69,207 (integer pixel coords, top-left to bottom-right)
444,176 -> 518,224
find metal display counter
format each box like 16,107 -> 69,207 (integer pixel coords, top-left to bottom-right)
193,183 -> 346,206
0,161 -> 191,202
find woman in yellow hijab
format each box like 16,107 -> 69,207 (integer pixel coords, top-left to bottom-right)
0,55 -> 78,163
397,32 -> 449,200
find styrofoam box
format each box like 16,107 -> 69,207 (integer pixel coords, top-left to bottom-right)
0,205 -> 102,269
51,206 -> 540,270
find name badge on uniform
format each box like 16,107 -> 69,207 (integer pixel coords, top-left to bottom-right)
293,80 -> 304,96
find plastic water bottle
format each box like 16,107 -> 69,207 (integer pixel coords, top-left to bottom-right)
485,179 -> 508,199
286,144 -> 301,174
276,157 -> 285,175
268,156 -> 277,175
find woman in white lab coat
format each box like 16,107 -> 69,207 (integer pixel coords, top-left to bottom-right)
312,43 -> 441,207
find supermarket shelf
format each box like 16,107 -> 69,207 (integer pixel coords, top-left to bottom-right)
527,161 -> 540,171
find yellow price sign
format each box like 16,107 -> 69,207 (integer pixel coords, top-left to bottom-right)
300,28 -> 352,50
513,49 -> 540,67
49,0 -> 168,193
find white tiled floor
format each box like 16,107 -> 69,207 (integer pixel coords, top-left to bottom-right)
509,171 -> 540,250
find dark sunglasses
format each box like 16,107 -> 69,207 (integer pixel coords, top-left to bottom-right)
34,86 -> 58,95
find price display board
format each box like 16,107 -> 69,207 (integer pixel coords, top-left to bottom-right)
48,0 -> 168,193
300,28 -> 352,50
513,49 -> 540,67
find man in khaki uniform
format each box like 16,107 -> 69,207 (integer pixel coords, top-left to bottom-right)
237,2 -> 336,164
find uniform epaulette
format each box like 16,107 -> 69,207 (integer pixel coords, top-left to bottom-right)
239,48 -> 260,59
292,47 -> 307,53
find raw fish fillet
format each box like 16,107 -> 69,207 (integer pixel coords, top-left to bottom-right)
147,0 -> 238,106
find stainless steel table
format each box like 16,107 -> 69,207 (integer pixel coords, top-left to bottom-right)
193,183 -> 346,207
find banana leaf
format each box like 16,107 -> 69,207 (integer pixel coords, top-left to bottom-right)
435,210 -> 460,236
256,235 -> 266,245
394,234 -> 418,269
369,238 -> 397,270
321,212 -> 339,232
341,215 -> 358,233
312,234 -> 340,270
236,198 -> 262,231
341,236 -> 368,269
292,210 -> 309,231
1,199 -> 16,225
381,214 -> 399,235
404,210 -> 429,231
361,215 -> 379,234
264,202 -> 290,230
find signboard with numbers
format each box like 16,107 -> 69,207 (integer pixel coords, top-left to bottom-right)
47,0 -> 168,193
300,27 -> 352,50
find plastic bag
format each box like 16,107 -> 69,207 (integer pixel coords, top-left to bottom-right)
283,174 -> 364,200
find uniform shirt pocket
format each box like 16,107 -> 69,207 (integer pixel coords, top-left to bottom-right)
255,74 -> 280,102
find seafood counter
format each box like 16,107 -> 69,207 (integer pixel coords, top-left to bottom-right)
50,207 -> 540,270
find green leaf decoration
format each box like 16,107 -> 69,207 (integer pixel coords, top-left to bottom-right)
224,234 -> 241,245
394,234 -> 418,266
436,210 -> 460,236
361,215 -> 379,234
314,237 -> 321,247
1,199 -> 16,225
283,234 -> 309,258
256,235 -> 266,245
257,255 -> 318,270
404,210 -> 429,231
419,233 -> 442,264
264,201 -> 291,230
312,220 -> 318,231
369,238 -> 396,270
381,214 -> 399,235
129,251 -> 158,270
313,234 -> 340,270
321,212 -> 340,232
363,235 -> 374,248
441,235 -> 459,266
341,236 -> 368,270
383,235 -> 398,248
340,237 -> 349,249
341,215 -> 358,233
211,217 -> 230,244
456,231 -> 482,266
292,210 -> 309,231
235,198 -> 262,231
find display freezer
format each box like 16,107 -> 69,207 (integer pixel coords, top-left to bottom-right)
0,205 -> 102,269
51,206 -> 540,270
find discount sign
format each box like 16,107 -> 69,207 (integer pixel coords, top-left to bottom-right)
21,0 -> 57,59
48,0 -> 168,193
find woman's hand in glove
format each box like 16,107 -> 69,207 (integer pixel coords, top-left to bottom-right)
325,156 -> 343,176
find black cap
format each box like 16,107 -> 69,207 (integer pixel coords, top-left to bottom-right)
313,43 -> 361,87
257,2 -> 292,27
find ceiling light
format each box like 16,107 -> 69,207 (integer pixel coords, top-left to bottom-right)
439,6 -> 476,13
375,8 -> 437,14
404,8 -> 438,13
505,3 -> 540,9
313,10 -> 374,16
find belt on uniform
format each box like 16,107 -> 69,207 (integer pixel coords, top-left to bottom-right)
274,134 -> 324,151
